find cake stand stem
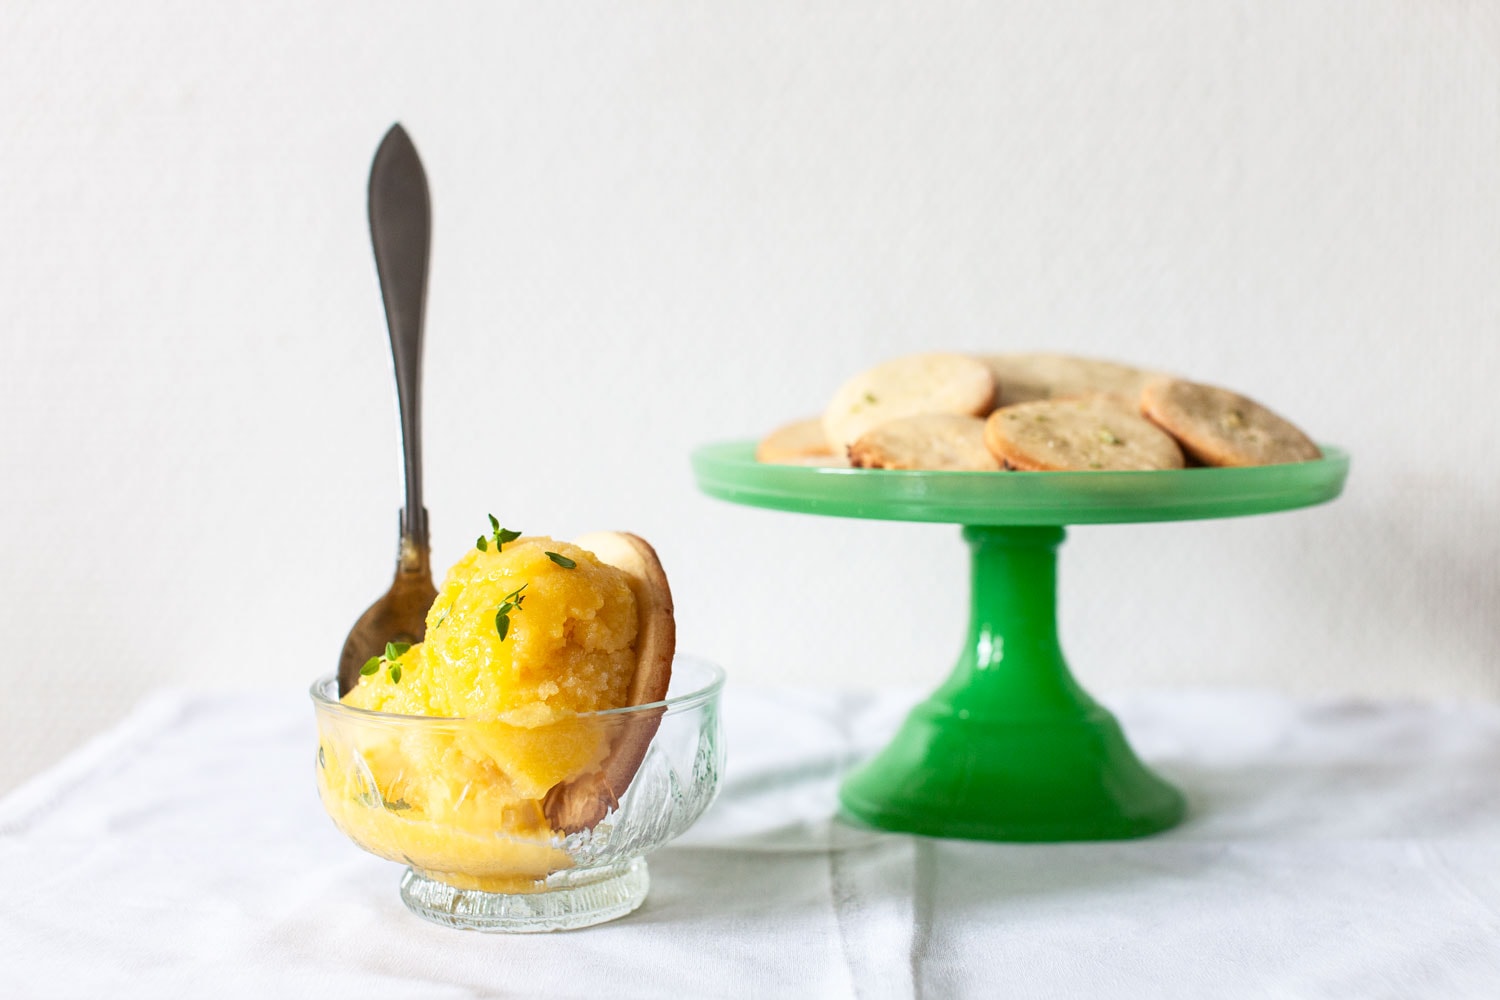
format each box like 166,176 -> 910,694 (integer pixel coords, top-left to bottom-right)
839,525 -> 1185,841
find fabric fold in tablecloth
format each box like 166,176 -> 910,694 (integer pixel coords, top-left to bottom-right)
2,685 -> 1498,998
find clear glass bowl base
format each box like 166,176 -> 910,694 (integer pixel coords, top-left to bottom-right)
399,859 -> 650,932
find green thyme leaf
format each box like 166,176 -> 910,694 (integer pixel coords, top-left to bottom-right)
389,641 -> 411,657
389,663 -> 402,683
432,608 -> 449,629
384,797 -> 411,811
480,516 -> 524,552
545,551 -> 577,569
360,657 -> 381,676
492,581 -> 529,641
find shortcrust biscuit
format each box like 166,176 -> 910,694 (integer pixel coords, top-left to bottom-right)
756,417 -> 838,464
979,353 -> 1161,408
984,396 -> 1185,471
544,531 -> 674,833
1140,378 -> 1320,467
848,414 -> 1000,471
823,353 -> 995,451
783,454 -> 852,468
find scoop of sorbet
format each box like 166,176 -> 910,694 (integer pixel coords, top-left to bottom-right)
341,531 -> 675,835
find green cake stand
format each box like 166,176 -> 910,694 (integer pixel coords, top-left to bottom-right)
692,441 -> 1349,842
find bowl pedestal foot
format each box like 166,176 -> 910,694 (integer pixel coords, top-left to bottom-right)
399,858 -> 649,932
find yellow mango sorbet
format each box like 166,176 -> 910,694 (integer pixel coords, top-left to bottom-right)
316,536 -> 640,891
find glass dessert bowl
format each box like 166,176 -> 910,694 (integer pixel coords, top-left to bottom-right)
311,656 -> 724,932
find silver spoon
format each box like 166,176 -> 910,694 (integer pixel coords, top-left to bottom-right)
337,124 -> 438,696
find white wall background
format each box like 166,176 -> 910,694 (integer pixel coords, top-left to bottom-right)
3,1 -> 1498,794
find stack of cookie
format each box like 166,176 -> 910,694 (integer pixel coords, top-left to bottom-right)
756,353 -> 1321,472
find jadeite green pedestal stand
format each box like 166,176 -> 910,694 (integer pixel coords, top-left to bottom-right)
692,441 -> 1349,842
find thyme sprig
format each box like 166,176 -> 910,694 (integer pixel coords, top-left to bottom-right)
494,583 -> 528,641
476,513 -> 522,553
360,640 -> 411,684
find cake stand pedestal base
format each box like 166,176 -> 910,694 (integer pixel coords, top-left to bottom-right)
839,526 -> 1185,841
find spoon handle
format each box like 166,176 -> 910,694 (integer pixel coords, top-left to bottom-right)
368,123 -> 432,557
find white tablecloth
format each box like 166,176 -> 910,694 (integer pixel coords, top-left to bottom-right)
2,686 -> 1498,998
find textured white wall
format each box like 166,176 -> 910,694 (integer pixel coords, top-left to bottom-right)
3,1 -> 1498,794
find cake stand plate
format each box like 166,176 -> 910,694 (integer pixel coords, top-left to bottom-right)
692,442 -> 1349,841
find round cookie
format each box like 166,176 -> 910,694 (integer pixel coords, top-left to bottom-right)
543,531 -> 674,833
1140,378 -> 1320,467
823,353 -> 996,452
779,454 -> 852,468
849,414 -> 1000,471
979,353 -> 1161,408
984,396 -> 1185,471
756,417 -> 838,464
